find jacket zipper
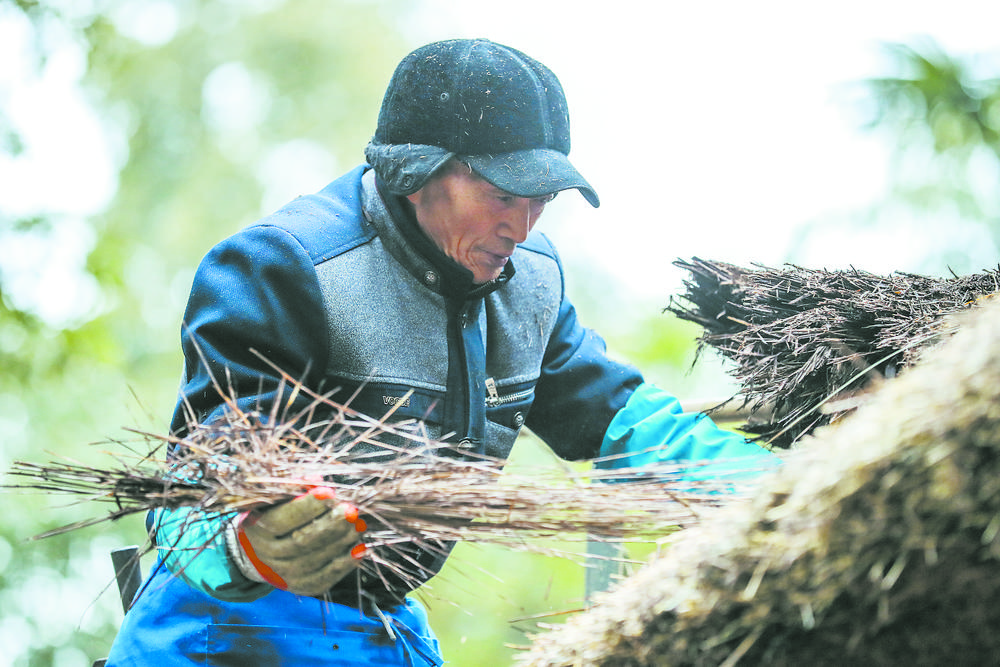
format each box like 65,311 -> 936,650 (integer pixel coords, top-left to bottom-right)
485,377 -> 533,408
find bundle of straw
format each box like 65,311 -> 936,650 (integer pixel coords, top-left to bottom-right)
520,283 -> 1000,667
668,257 -> 1000,448
4,374 -> 770,592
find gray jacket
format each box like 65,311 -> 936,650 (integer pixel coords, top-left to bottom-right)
171,164 -> 643,599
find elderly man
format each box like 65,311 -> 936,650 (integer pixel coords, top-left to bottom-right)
105,38 -> 769,666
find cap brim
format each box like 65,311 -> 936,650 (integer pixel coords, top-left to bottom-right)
464,149 -> 600,208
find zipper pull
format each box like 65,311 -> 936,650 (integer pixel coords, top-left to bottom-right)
485,377 -> 499,403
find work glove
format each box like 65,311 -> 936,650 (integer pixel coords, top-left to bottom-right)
597,383 -> 777,483
232,486 -> 367,596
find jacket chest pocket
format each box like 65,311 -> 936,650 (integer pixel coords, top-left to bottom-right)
484,377 -> 533,432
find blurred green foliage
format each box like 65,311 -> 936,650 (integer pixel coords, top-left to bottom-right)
868,40 -> 1000,158
791,38 -> 1000,273
868,39 -> 1000,255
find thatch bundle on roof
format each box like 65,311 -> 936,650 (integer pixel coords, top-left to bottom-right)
667,258 -> 1000,447
519,296 -> 1000,666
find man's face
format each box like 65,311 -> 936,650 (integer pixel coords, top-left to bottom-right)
406,161 -> 554,284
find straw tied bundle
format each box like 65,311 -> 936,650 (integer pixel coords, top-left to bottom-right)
668,257 -> 1000,448
5,376 -> 767,591
519,285 -> 1000,667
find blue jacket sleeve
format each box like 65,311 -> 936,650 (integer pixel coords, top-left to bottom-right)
596,383 -> 775,476
161,225 -> 332,600
524,237 -> 644,460
170,224 -> 331,435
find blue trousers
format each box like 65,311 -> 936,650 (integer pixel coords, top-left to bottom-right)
106,559 -> 442,666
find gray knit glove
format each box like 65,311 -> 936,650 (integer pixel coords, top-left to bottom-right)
231,487 -> 367,596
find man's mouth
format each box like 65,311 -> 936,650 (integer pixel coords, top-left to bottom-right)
484,250 -> 512,265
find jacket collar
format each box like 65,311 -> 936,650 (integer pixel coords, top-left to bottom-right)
360,167 -> 513,301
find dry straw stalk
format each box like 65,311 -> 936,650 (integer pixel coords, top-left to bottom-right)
4,374 -> 770,591
520,284 -> 1000,666
667,257 -> 1000,448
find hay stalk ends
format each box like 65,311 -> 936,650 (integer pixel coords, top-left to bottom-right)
3,375 -> 770,592
668,257 -> 1000,447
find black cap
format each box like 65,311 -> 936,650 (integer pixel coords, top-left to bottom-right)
365,39 -> 599,207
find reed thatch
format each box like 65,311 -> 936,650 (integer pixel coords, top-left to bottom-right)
667,257 -> 1000,448
518,294 -> 1000,666
3,370 -> 770,594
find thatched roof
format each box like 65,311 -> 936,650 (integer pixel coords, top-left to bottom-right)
519,296 -> 1000,666
667,258 -> 1000,448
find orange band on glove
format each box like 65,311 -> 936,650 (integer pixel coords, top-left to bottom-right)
343,504 -> 359,523
304,487 -> 366,533
308,486 -> 337,501
236,512 -> 289,590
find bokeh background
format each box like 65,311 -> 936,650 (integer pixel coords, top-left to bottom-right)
3,1 -> 1000,665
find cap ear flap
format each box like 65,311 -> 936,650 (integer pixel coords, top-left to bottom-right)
364,142 -> 454,196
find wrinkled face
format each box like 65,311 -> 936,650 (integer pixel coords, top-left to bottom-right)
406,161 -> 555,284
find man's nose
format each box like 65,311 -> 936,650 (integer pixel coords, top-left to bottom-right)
502,199 -> 533,242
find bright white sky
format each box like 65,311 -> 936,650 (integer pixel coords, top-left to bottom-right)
3,0 -> 1000,327
416,1 -> 1000,302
